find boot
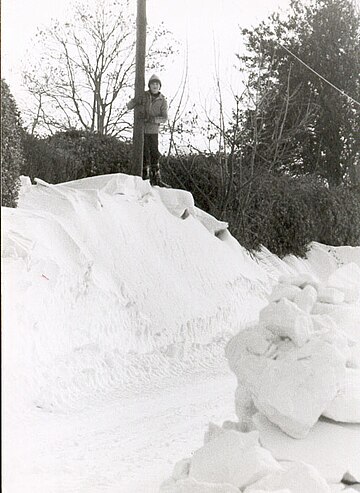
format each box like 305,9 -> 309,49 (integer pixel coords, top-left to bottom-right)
150,164 -> 161,186
142,165 -> 150,181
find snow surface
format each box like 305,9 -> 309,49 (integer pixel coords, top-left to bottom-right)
2,173 -> 360,492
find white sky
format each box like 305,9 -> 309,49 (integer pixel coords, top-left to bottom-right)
2,0 -> 292,112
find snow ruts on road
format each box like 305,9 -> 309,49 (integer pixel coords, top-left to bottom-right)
4,360 -> 237,493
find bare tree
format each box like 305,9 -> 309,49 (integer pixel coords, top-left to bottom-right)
189,45 -> 314,237
23,0 -> 175,136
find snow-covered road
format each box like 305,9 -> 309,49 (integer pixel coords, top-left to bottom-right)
4,359 -> 237,493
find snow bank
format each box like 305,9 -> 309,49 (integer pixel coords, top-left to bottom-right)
254,414 -> 360,484
2,173 -> 268,412
160,423 -> 331,493
226,262 -> 360,438
162,243 -> 360,492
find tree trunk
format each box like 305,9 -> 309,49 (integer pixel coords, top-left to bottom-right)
131,0 -> 146,177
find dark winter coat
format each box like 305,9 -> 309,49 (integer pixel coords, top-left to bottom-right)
127,91 -> 168,134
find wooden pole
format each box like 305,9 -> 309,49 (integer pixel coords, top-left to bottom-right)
131,0 -> 147,177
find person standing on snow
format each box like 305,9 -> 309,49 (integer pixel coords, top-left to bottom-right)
127,74 -> 168,186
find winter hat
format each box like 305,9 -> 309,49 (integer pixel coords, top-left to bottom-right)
148,74 -> 161,88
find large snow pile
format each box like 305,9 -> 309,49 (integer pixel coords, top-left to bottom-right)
2,174 -> 268,414
162,246 -> 360,492
3,174 -> 273,491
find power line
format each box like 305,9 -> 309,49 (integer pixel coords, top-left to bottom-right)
276,40 -> 360,108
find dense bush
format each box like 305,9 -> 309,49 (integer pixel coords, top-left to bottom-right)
228,174 -> 314,257
21,132 -> 81,184
161,154 -> 222,216
162,153 -> 360,257
48,130 -> 133,180
1,79 -> 23,207
309,184 -> 360,247
22,130 -> 133,184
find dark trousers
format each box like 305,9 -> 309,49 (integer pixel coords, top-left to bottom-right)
143,133 -> 160,180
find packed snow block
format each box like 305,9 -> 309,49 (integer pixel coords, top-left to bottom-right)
160,477 -> 240,492
293,285 -> 318,313
155,187 -> 196,219
259,299 -> 313,347
311,314 -> 336,333
268,284 -> 302,303
329,305 -> 360,344
337,286 -> 360,303
250,343 -> 346,438
322,368 -> 360,423
348,342 -> 360,368
254,413 -> 360,483
246,490 -> 291,493
172,458 -> 191,480
317,287 -> 345,304
189,430 -> 281,489
234,383 -> 258,432
278,273 -> 319,289
193,207 -> 229,236
244,461 -> 330,493
204,422 -> 225,444
298,242 -> 342,282
327,263 -> 360,303
311,303 -> 360,343
226,327 -> 347,438
311,302 -> 336,315
19,175 -> 32,196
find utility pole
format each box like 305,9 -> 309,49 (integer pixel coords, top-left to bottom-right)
131,0 -> 147,177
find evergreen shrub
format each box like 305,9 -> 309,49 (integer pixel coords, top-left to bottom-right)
1,80 -> 23,207
21,130 -> 133,184
21,132 -> 81,184
48,130 -> 132,180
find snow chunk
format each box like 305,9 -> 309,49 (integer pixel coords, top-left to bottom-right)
312,314 -> 336,333
19,175 -> 32,196
259,298 -> 313,347
254,413 -> 360,483
327,263 -> 360,303
268,285 -> 302,303
248,490 -> 291,493
278,273 -> 319,289
193,207 -> 229,236
244,461 -> 330,493
155,187 -> 195,218
172,458 -> 191,480
323,368 -> 360,423
317,287 -> 345,304
160,477 -> 240,492
226,327 -> 347,438
189,430 -> 281,489
293,285 -> 318,313
311,304 -> 360,343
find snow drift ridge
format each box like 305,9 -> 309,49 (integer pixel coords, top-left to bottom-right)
2,173 -> 268,411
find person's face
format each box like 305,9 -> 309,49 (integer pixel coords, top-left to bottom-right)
150,82 -> 160,94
